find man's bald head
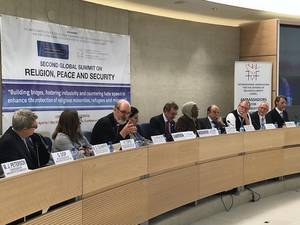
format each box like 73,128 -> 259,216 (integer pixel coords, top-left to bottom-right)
207,105 -> 221,121
113,99 -> 131,125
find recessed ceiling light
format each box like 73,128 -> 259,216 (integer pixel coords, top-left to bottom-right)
174,0 -> 185,4
206,0 -> 300,16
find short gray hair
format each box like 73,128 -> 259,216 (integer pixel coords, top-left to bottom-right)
12,109 -> 38,131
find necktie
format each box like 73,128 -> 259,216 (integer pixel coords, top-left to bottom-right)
260,117 -> 265,129
280,112 -> 284,119
211,120 -> 217,128
165,121 -> 171,135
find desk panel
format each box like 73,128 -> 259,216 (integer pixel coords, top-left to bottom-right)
148,139 -> 199,174
24,201 -> 82,225
82,148 -> 147,195
243,129 -> 284,153
244,149 -> 283,184
198,133 -> 243,162
283,147 -> 300,175
82,180 -> 147,225
147,165 -> 198,219
0,162 -> 82,225
198,156 -> 244,199
284,128 -> 300,146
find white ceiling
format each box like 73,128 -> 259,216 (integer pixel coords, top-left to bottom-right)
84,0 -> 300,26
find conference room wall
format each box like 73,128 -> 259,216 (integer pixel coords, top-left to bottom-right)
129,13 -> 239,122
0,0 -> 239,125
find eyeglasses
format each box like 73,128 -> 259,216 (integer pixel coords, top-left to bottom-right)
25,125 -> 37,129
117,107 -> 130,115
239,105 -> 249,110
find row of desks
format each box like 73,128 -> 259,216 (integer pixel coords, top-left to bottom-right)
0,128 -> 300,225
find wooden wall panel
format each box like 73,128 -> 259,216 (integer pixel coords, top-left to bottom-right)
283,147 -> 300,175
284,127 -> 300,146
0,163 -> 82,225
147,166 -> 198,219
243,129 -> 284,153
198,156 -> 244,199
82,149 -> 147,195
240,19 -> 278,57
82,180 -> 147,225
148,139 -> 199,174
244,149 -> 283,184
24,201 -> 82,225
198,133 -> 243,161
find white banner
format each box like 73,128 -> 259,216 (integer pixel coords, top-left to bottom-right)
234,61 -> 272,112
1,15 -> 130,134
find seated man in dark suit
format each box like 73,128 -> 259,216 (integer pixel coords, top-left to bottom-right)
251,102 -> 269,130
199,105 -> 225,133
0,109 -> 51,170
90,99 -> 137,145
150,102 -> 178,141
226,100 -> 253,131
266,95 -> 289,128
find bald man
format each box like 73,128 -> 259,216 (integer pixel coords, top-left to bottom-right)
226,100 -> 252,131
250,102 -> 269,130
198,105 -> 225,133
90,99 -> 137,145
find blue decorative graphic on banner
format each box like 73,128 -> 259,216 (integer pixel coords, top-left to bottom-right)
37,40 -> 69,59
3,80 -> 130,112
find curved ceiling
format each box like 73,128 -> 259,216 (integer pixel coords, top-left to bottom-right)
84,0 -> 300,27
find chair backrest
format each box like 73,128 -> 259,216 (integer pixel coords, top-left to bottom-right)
139,123 -> 152,140
83,131 -> 92,143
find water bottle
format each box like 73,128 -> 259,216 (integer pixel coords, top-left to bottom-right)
239,124 -> 245,132
108,141 -> 114,153
71,147 -> 78,160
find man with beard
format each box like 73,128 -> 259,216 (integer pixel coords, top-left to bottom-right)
90,99 -> 137,145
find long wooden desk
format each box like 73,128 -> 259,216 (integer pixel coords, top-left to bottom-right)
1,128 -> 300,225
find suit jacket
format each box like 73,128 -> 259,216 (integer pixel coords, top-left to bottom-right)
0,127 -> 51,170
90,113 -> 127,145
198,117 -> 225,133
266,108 -> 289,128
150,114 -> 175,141
250,111 -> 267,130
176,115 -> 200,134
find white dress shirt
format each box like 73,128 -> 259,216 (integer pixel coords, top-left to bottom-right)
226,111 -> 252,129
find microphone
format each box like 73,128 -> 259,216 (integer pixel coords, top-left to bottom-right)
30,133 -> 50,168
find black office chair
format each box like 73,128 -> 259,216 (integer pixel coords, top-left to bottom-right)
138,123 -> 152,139
83,131 -> 92,143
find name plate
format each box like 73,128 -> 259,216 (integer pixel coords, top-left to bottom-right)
92,144 -> 110,156
51,150 -> 74,165
120,139 -> 136,150
285,121 -> 296,128
265,123 -> 276,130
172,131 -> 196,141
1,159 -> 29,177
225,127 -> 238,134
244,125 -> 255,132
197,128 -> 219,137
151,135 -> 166,145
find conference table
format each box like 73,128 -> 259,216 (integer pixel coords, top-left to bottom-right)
1,127 -> 300,225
